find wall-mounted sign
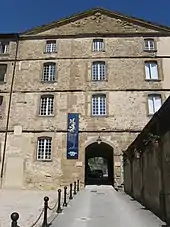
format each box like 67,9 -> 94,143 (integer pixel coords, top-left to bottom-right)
67,113 -> 79,159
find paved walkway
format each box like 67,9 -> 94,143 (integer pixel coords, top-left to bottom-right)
0,189 -> 59,227
52,185 -> 166,227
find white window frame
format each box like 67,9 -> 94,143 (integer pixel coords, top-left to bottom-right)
93,39 -> 104,52
148,94 -> 162,115
37,137 -> 52,160
40,96 -> 54,116
92,94 -> 106,116
144,39 -> 155,51
42,63 -> 55,82
45,40 -> 56,53
0,41 -> 9,54
92,62 -> 106,81
145,62 -> 158,80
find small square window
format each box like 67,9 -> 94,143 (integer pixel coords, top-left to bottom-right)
148,94 -> 162,115
144,39 -> 155,51
45,40 -> 56,53
93,39 -> 104,52
37,137 -> 52,160
145,62 -> 159,80
42,63 -> 55,82
92,62 -> 106,81
0,41 -> 9,54
40,95 -> 54,116
92,94 -> 106,116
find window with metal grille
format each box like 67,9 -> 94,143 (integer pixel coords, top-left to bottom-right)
40,95 -> 54,116
148,94 -> 162,115
0,64 -> 7,82
0,41 -> 9,54
37,137 -> 52,160
92,62 -> 106,81
42,63 -> 55,82
93,39 -> 104,51
145,62 -> 158,80
45,40 -> 56,53
92,94 -> 106,116
144,39 -> 155,51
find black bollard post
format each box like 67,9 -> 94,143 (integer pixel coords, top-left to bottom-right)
74,181 -> 77,195
11,212 -> 19,227
63,186 -> 67,207
69,183 -> 73,200
77,179 -> 80,192
56,189 -> 62,213
42,196 -> 49,227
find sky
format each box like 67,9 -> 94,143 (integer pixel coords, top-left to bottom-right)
1,0 -> 170,33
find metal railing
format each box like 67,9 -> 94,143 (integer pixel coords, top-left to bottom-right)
10,179 -> 80,227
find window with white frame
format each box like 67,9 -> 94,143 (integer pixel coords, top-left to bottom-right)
0,64 -> 7,82
93,39 -> 104,51
144,39 -> 155,51
42,63 -> 55,82
148,94 -> 162,115
145,62 -> 158,80
92,94 -> 106,116
37,137 -> 52,160
45,40 -> 56,53
40,95 -> 54,116
0,41 -> 9,54
92,61 -> 106,81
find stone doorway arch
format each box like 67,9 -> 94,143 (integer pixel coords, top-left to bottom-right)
85,142 -> 114,185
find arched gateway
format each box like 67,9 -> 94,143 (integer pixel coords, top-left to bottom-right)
85,142 -> 114,185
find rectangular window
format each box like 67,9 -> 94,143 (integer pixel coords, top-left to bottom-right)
144,39 -> 155,51
92,95 -> 106,116
45,40 -> 56,53
37,137 -> 52,160
92,62 -> 106,81
40,96 -> 54,116
93,39 -> 104,51
42,63 -> 55,82
0,64 -> 7,82
145,62 -> 158,80
0,41 -> 9,54
148,94 -> 162,115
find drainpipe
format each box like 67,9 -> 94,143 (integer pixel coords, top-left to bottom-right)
0,34 -> 19,184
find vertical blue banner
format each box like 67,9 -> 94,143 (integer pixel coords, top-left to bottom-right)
67,113 -> 79,159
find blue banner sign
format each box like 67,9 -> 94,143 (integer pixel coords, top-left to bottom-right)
67,113 -> 79,159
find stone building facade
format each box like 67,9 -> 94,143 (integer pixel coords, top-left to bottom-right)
0,8 -> 170,189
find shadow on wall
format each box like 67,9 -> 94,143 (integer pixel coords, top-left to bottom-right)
123,95 -> 170,225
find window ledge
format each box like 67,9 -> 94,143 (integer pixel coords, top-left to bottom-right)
91,80 -> 108,82
143,49 -> 157,53
91,115 -> 108,118
92,50 -> 105,53
41,80 -> 57,84
0,53 -> 9,56
0,81 -> 6,84
145,79 -> 161,82
36,159 -> 52,162
43,51 -> 57,54
38,114 -> 55,117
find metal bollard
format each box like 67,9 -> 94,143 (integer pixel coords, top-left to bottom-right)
69,183 -> 73,200
77,179 -> 80,192
56,189 -> 62,213
63,186 -> 67,207
42,196 -> 49,227
74,181 -> 77,195
11,212 -> 19,227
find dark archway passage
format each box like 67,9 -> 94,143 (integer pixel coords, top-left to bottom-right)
85,142 -> 114,185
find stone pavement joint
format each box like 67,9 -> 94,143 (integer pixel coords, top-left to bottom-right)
51,185 -> 166,227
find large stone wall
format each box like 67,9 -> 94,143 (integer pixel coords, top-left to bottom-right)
0,15 -> 170,190
124,96 -> 170,223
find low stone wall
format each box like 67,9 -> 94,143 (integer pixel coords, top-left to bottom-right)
124,95 -> 170,223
